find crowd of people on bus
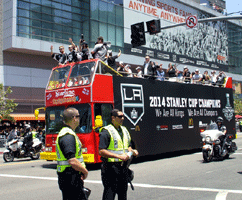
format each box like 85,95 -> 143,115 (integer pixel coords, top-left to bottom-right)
116,55 -> 227,87
50,36 -> 228,87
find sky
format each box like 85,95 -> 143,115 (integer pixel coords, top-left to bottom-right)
226,0 -> 242,15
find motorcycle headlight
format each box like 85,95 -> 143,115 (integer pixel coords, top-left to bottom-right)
215,139 -> 220,144
205,136 -> 211,143
202,138 -> 205,142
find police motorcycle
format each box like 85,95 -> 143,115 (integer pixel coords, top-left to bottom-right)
200,121 -> 237,162
3,125 -> 43,162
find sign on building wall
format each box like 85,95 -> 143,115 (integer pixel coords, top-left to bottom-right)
123,0 -> 229,71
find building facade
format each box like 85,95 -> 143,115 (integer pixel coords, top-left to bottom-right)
1,0 -> 242,115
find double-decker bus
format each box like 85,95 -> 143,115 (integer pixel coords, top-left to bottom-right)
40,58 -> 235,163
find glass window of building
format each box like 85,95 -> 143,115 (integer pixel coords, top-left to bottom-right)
17,0 -> 90,45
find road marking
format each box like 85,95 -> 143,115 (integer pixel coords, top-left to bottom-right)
0,160 -> 43,167
195,152 -> 242,155
0,173 -> 242,196
215,191 -> 228,200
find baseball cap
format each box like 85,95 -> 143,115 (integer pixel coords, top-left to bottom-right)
195,69 -> 199,72
184,66 -> 187,69
136,66 -> 142,70
108,50 -> 112,54
211,70 -> 216,74
119,61 -> 124,65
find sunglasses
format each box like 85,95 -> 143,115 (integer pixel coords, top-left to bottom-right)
74,115 -> 80,118
116,115 -> 124,118
59,48 -> 64,50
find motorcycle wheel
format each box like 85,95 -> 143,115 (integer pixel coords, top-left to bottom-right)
30,152 -> 40,160
203,150 -> 212,162
3,151 -> 14,162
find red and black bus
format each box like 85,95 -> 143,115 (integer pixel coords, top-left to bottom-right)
40,59 -> 235,163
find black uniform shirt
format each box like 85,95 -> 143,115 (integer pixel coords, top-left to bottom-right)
99,124 -> 131,162
59,126 -> 76,160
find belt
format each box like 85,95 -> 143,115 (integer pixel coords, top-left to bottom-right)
104,162 -> 124,167
57,158 -> 84,166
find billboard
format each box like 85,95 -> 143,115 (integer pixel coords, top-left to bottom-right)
124,0 -> 229,71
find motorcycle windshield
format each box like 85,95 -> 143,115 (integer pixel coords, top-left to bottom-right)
205,123 -> 218,130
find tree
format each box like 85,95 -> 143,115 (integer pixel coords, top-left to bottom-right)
234,94 -> 242,115
0,83 -> 18,122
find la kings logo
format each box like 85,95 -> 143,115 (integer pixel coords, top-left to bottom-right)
121,84 -> 144,126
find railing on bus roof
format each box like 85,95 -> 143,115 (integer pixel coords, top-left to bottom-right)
46,59 -> 230,90
118,71 -> 230,88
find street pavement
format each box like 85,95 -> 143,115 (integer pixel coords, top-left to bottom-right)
0,131 -> 242,199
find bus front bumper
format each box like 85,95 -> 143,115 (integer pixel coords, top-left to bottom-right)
40,152 -> 95,163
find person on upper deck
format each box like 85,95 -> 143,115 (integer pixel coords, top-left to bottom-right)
183,66 -> 191,83
192,69 -> 203,84
143,56 -> 153,78
198,70 -> 210,84
69,38 -> 89,61
50,45 -> 68,65
107,50 -> 121,71
156,64 -> 165,81
67,45 -> 79,63
167,63 -> 178,82
124,65 -> 133,77
134,66 -> 143,78
117,61 -> 126,77
91,36 -> 107,61
216,71 -> 227,87
210,70 -> 217,86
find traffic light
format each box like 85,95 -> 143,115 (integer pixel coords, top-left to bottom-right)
131,22 -> 146,47
146,20 -> 161,35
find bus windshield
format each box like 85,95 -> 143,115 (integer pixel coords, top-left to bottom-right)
47,66 -> 71,90
46,104 -> 92,134
67,62 -> 96,87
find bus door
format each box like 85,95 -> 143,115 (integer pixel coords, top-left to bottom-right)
94,103 -> 113,162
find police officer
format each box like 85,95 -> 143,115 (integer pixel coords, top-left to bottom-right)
216,116 -> 226,133
216,116 -> 227,156
239,119 -> 242,132
56,107 -> 88,200
22,124 -> 33,154
99,109 -> 138,200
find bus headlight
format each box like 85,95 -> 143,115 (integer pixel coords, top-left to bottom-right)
205,136 -> 211,143
82,148 -> 88,153
45,147 -> 52,152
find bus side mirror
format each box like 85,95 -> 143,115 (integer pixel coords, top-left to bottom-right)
34,109 -> 39,120
93,115 -> 103,132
